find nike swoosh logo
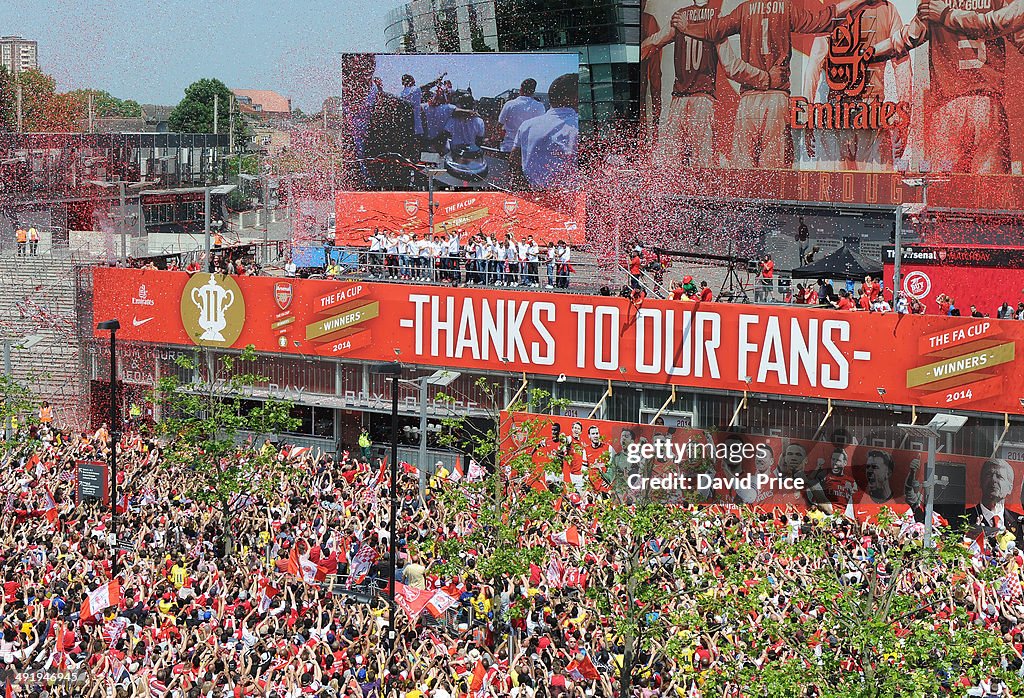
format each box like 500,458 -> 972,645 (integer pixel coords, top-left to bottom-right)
132,317 -> 154,327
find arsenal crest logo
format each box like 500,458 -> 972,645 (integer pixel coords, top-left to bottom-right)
404,200 -> 419,216
274,282 -> 293,311
503,200 -> 519,215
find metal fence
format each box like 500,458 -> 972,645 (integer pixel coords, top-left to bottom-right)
301,246 -> 618,295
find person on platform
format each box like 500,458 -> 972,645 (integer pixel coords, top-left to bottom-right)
510,73 -> 579,191
499,78 -> 545,152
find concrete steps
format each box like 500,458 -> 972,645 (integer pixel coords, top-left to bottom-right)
0,251 -> 85,429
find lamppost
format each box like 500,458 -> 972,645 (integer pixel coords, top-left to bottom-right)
203,184 -> 238,273
898,413 -> 966,547
88,180 -> 155,263
370,360 -> 402,649
892,165 -> 948,301
97,319 -> 121,574
2,334 -> 43,439
398,369 -> 461,497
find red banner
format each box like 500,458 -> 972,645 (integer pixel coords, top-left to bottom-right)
335,191 -> 585,246
883,247 -> 1024,317
94,269 -> 1024,415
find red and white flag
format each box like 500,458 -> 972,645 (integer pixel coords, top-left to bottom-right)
102,617 -> 128,646
450,457 -> 464,483
42,486 -> 58,523
549,525 -> 582,547
115,492 -> 129,515
466,459 -> 485,482
257,579 -> 280,614
288,446 -> 311,460
426,589 -> 457,618
470,660 -> 486,692
81,580 -> 121,620
300,556 -> 327,584
285,541 -> 328,584
566,654 -> 600,680
969,532 -> 989,557
348,545 -> 379,586
394,582 -> 433,623
545,558 -> 564,587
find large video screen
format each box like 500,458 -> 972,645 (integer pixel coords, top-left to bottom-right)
341,52 -> 580,193
641,0 -> 1024,204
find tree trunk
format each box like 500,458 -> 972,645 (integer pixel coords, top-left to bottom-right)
621,626 -> 635,698
621,560 -> 638,697
222,500 -> 235,557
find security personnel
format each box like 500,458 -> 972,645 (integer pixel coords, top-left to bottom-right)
212,231 -> 224,248
38,402 -> 53,426
15,227 -> 27,257
28,226 -> 39,255
128,402 -> 142,424
358,429 -> 371,460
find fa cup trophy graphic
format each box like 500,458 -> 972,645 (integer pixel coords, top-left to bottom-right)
191,276 -> 235,342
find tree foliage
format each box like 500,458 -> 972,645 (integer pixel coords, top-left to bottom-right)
0,67 -> 14,132
66,89 -> 142,119
431,380 -> 564,583
151,344 -> 299,553
9,69 -> 77,132
661,511 -> 1024,698
169,78 -> 250,149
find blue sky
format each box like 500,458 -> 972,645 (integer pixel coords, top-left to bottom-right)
369,53 -> 579,99
4,0 -> 404,110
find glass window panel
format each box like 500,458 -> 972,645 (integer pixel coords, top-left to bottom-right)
590,63 -> 613,84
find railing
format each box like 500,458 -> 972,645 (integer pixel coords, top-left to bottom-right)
301,246 -> 616,295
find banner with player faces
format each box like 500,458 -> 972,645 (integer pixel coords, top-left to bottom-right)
501,412 -> 1024,532
641,0 -> 1024,204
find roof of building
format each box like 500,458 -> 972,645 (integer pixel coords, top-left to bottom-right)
141,104 -> 175,123
81,117 -> 150,134
231,89 -> 291,114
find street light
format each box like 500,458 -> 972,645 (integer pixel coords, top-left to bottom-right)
204,184 -> 238,272
2,334 -> 43,439
89,180 -> 156,262
97,319 -> 121,575
892,166 -> 948,299
400,369 -> 461,497
370,360 -> 403,649
898,413 -> 967,547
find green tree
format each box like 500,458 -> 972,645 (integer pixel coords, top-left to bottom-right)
152,345 -> 300,555
11,68 -> 76,132
66,89 -> 142,119
431,380 -> 563,585
664,510 -> 1024,697
168,78 -> 248,149
0,372 -> 36,443
589,495 -> 699,696
0,67 -> 14,131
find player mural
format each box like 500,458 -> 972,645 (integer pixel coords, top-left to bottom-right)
642,0 -> 1024,178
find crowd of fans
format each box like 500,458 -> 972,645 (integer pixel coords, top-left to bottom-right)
0,417 -> 1021,697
